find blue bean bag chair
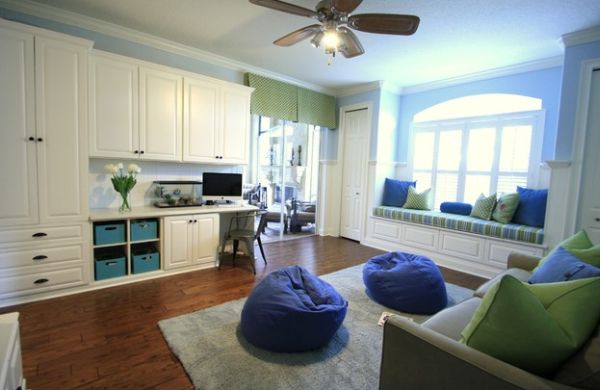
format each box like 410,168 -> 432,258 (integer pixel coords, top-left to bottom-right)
363,252 -> 447,314
241,266 -> 348,352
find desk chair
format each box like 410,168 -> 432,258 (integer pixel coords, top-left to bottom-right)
219,210 -> 268,274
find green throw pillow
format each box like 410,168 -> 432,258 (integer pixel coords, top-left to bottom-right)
402,187 -> 431,210
460,275 -> 600,377
470,193 -> 497,220
492,192 -> 520,224
535,230 -> 600,271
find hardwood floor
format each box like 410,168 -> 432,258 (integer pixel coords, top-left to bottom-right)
0,236 -> 486,389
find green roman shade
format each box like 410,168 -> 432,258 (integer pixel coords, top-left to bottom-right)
245,73 -> 298,121
298,87 -> 336,129
245,73 -> 337,129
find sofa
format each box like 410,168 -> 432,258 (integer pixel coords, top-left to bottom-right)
379,253 -> 600,389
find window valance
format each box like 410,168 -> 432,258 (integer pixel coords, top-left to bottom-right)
245,73 -> 337,129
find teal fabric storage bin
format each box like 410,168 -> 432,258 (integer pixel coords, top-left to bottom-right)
95,255 -> 126,280
130,219 -> 158,242
94,222 -> 126,245
132,251 -> 160,274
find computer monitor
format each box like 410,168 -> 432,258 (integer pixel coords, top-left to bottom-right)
202,173 -> 242,202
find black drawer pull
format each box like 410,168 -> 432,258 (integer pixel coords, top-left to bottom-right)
34,278 -> 49,285
140,224 -> 148,229
141,256 -> 148,261
104,226 -> 117,231
32,232 -> 47,238
32,255 -> 48,261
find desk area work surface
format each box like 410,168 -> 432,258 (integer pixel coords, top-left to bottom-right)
89,204 -> 259,222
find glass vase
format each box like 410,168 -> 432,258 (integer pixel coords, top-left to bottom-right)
118,191 -> 132,213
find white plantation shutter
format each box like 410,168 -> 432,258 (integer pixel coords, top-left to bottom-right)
409,110 -> 543,209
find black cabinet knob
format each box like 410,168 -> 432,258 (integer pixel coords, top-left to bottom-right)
134,150 -> 139,154
189,219 -> 193,223
32,232 -> 47,238
28,136 -> 35,141
140,150 -> 145,154
37,137 -> 43,142
34,278 -> 49,285
32,255 -> 48,261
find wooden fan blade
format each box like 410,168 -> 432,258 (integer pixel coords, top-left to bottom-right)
274,24 -> 322,46
338,26 -> 365,58
249,0 -> 317,18
348,13 -> 420,35
331,0 -> 362,14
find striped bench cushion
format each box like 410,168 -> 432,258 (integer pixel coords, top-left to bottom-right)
373,206 -> 544,245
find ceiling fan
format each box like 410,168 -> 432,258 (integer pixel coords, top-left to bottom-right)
249,0 -> 420,59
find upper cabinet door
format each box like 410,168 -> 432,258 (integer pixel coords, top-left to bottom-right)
0,27 -> 38,226
220,86 -> 251,164
139,67 -> 182,161
35,36 -> 89,223
183,77 -> 220,163
89,54 -> 139,158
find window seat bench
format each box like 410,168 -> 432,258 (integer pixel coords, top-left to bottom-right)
364,207 -> 546,278
373,206 -> 544,245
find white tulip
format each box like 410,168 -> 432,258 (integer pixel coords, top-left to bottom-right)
104,164 -> 119,174
128,164 -> 141,174
117,163 -> 124,170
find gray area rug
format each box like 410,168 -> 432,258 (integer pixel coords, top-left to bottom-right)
158,264 -> 473,390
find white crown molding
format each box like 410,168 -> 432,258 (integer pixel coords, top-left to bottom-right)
0,0 -> 335,95
335,81 -> 383,97
402,56 -> 564,95
560,25 -> 600,48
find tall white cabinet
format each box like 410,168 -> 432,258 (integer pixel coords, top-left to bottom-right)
0,20 -> 91,302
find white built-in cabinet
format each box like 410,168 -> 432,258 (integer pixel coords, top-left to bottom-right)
163,214 -> 220,270
0,19 -> 91,303
90,50 -> 252,164
90,53 -> 183,161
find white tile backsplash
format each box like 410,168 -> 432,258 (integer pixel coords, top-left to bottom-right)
89,158 -> 243,209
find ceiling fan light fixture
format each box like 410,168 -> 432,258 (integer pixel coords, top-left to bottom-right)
322,29 -> 340,51
310,31 -> 324,48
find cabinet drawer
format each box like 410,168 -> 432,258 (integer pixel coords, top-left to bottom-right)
0,245 -> 83,270
0,265 -> 85,297
439,231 -> 484,262
486,241 -> 544,268
402,225 -> 438,250
0,225 -> 82,248
372,218 -> 400,240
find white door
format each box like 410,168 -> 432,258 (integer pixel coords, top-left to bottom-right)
89,53 -> 139,158
340,108 -> 370,241
0,27 -> 38,226
577,69 -> 600,243
163,215 -> 194,270
139,67 -> 182,161
192,213 -> 219,265
220,86 -> 251,164
183,76 -> 220,162
35,36 -> 88,223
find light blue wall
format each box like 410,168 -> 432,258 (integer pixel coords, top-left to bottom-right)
0,8 -> 242,83
396,67 -> 563,162
555,40 -> 600,160
378,89 -> 402,162
329,89 -> 381,160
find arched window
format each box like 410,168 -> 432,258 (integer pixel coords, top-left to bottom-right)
409,94 -> 544,209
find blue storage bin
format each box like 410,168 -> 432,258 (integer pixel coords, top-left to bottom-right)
94,222 -> 126,245
132,251 -> 160,274
130,219 -> 158,242
95,255 -> 126,280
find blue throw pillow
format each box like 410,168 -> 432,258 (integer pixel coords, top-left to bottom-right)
528,246 -> 600,284
512,187 -> 548,227
440,202 -> 472,216
382,178 -> 416,207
